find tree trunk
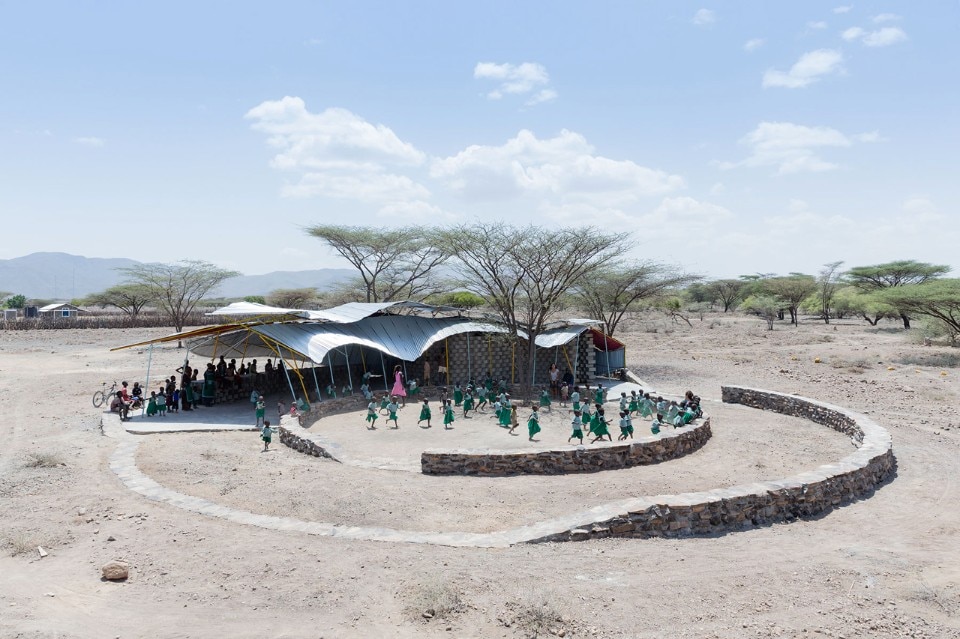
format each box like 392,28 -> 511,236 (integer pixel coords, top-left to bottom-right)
900,313 -> 911,329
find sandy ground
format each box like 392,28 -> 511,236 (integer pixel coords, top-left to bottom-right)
1,316 -> 959,638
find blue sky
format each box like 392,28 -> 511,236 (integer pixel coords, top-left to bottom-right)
2,1 -> 957,279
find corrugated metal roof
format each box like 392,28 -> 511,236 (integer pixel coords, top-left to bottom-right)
534,324 -> 590,348
183,315 -> 510,364
206,301 -> 299,316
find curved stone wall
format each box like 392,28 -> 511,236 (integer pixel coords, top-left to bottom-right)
421,418 -> 711,476
532,386 -> 895,542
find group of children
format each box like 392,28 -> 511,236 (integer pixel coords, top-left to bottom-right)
144,382 -> 182,417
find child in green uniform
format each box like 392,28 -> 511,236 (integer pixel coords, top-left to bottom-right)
628,390 -> 639,416
260,420 -> 274,451
619,392 -> 628,414
590,407 -> 612,443
366,399 -> 379,429
453,383 -> 463,407
379,395 -> 390,415
527,405 -> 541,441
571,387 -> 581,412
594,384 -> 605,405
463,391 -> 475,417
639,393 -> 654,418
386,398 -> 399,429
493,399 -> 503,423
539,387 -> 551,411
146,391 -> 158,416
617,411 -> 634,440
508,404 -> 520,435
255,397 -> 265,428
443,399 -> 455,429
476,386 -> 488,411
568,411 -> 584,444
417,399 -> 432,428
156,389 -> 167,416
651,413 -> 663,435
407,378 -> 419,397
499,397 -> 513,428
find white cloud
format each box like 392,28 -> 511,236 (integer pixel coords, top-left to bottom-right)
73,136 -> 104,147
743,38 -> 765,53
430,129 -> 683,205
833,5 -> 852,13
901,197 -> 943,222
709,182 -> 726,195
720,121 -> 865,175
377,200 -> 456,222
474,62 -> 557,104
842,24 -> 907,46
873,13 -> 901,23
807,21 -> 828,30
762,49 -> 843,89
692,9 -> 716,26
863,27 -> 907,47
245,96 -> 425,170
246,96 -> 431,204
841,26 -> 865,41
854,130 -> 884,143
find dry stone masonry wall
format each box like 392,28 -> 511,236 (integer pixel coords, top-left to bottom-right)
421,418 -> 711,476
535,386 -> 895,542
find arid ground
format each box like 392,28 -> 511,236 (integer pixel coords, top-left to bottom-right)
1,314 -> 958,638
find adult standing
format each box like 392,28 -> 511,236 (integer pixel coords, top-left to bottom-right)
202,363 -> 217,407
179,361 -> 193,411
549,363 -> 560,398
423,359 -> 431,387
391,364 -> 407,407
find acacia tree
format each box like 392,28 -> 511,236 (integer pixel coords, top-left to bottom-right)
5,294 -> 26,309
846,260 -> 950,328
306,225 -> 448,302
85,283 -> 155,319
707,279 -> 749,312
266,287 -> 319,309
573,262 -> 697,336
879,279 -> 960,340
816,261 -> 845,324
740,294 -> 782,330
761,274 -> 817,326
118,261 -> 239,339
439,223 -> 625,393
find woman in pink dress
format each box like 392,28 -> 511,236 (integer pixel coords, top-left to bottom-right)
391,365 -> 407,407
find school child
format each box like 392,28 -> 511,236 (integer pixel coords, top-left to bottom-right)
386,397 -> 400,428
666,401 -> 681,425
628,390 -> 639,416
492,399 -> 503,424
255,397 -> 265,428
260,420 -> 274,451
527,405 -> 541,441
453,383 -> 463,407
250,389 -> 260,405
617,411 -> 634,441
476,386 -> 488,411
595,384 -> 605,405
484,374 -> 494,393
443,399 -> 455,430
367,399 -> 379,429
379,394 -> 390,415
539,387 -> 551,411
639,393 -> 654,418
170,387 -> 180,413
656,396 -> 669,416
417,399 -> 431,428
146,391 -> 158,416
569,411 -> 584,444
508,404 -> 520,434
360,383 -> 373,401
463,391 -> 475,417
571,387 -> 581,412
500,397 -> 513,428
651,413 -> 664,435
619,392 -> 629,413
326,384 -> 337,399
439,387 -> 449,406
581,402 -> 593,430
341,384 -> 352,397
560,383 -> 569,407
156,388 -> 166,416
408,377 -> 419,397
672,411 -> 686,428
590,407 -> 612,443
498,378 -> 508,393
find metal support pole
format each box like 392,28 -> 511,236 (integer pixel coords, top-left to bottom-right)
311,363 -> 322,403
604,325 -> 611,379
379,350 -> 389,391
343,346 -> 354,392
282,357 -> 297,402
142,342 -> 154,417
574,332 -> 580,384
466,332 -> 472,383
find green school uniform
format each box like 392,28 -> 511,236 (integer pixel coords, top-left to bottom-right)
527,413 -> 541,437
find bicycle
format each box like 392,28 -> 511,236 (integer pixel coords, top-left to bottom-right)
92,381 -> 119,408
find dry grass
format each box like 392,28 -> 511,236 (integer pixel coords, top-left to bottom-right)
513,591 -> 563,637
894,352 -> 960,369
3,531 -> 39,556
410,578 -> 466,621
24,452 -> 64,468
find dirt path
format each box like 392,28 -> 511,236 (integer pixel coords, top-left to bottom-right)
1,319 -> 958,638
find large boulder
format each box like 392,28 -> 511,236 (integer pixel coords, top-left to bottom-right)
101,560 -> 129,581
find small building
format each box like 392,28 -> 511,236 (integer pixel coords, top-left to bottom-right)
2,309 -> 17,321
38,303 -> 84,318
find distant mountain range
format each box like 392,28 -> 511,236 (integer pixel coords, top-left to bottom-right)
0,252 -> 355,300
